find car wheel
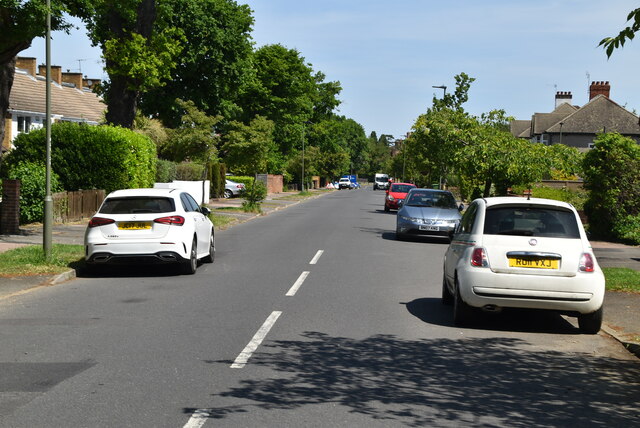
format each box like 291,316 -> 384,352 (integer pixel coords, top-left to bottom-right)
203,233 -> 215,263
384,204 -> 390,212
578,306 -> 603,334
224,189 -> 233,199
182,237 -> 198,275
453,277 -> 473,326
442,274 -> 453,305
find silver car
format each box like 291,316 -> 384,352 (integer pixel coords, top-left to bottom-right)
396,189 -> 463,240
225,179 -> 245,198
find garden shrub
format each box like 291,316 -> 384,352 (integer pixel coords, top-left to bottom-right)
3,122 -> 156,193
227,176 -> 253,187
175,162 -> 205,181
156,159 -> 177,183
8,161 -> 63,224
582,133 -> 640,243
241,180 -> 267,213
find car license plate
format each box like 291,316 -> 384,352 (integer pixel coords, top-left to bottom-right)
509,257 -> 558,269
118,221 -> 151,230
419,225 -> 439,231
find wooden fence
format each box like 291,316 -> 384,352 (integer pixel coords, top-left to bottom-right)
53,190 -> 105,223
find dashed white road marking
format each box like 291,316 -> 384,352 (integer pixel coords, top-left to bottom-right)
309,250 -> 324,264
231,311 -> 282,369
184,409 -> 210,428
286,271 -> 310,297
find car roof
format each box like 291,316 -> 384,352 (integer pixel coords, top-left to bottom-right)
391,182 -> 415,186
477,196 -> 574,210
105,188 -> 181,198
407,188 -> 452,194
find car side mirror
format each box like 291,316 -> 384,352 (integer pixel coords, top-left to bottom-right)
200,206 -> 211,216
398,199 -> 403,207
458,203 -> 465,212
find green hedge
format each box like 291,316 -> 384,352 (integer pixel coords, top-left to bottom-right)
227,176 -> 254,187
3,122 -> 156,193
7,161 -> 63,223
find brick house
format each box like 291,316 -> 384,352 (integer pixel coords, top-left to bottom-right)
511,81 -> 640,150
1,56 -> 106,153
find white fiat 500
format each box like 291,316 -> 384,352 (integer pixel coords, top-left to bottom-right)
443,197 -> 605,334
85,188 -> 215,274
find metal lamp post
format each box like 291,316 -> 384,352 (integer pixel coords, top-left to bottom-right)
43,0 -> 53,259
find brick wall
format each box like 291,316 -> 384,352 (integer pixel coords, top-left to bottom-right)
0,179 -> 20,235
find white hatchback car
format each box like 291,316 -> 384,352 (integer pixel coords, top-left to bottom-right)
443,197 -> 605,333
85,188 -> 215,274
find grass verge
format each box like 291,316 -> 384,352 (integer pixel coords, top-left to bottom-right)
0,244 -> 84,276
603,267 -> 640,293
209,213 -> 237,230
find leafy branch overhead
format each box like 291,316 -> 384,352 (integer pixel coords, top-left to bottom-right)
599,7 -> 640,57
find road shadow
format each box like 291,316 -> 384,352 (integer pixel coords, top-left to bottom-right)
76,263 -> 183,278
405,298 -> 578,334
193,331 -> 640,426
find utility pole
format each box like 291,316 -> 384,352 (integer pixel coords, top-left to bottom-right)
43,0 -> 53,259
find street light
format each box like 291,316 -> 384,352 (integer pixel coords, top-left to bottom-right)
43,0 -> 53,259
432,85 -> 447,97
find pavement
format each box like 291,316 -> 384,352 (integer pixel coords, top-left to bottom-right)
1,189 -> 639,358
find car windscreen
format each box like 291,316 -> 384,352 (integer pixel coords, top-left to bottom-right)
483,206 -> 580,238
390,184 -> 414,193
99,197 -> 176,214
406,191 -> 457,208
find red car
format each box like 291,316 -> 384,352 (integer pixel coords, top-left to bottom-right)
384,183 -> 416,212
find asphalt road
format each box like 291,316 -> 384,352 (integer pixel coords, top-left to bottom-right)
0,188 -> 639,427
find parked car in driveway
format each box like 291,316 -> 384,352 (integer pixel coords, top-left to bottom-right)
225,179 -> 245,198
396,188 -> 463,240
384,182 -> 416,211
338,177 -> 354,189
442,197 -> 605,333
84,188 -> 215,274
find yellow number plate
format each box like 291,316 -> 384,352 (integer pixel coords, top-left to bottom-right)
118,221 -> 151,230
509,258 -> 558,269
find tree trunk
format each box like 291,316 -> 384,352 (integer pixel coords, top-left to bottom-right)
103,0 -> 157,129
483,179 -> 492,198
0,56 -> 18,169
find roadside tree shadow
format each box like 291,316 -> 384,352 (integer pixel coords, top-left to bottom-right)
193,331 -> 640,426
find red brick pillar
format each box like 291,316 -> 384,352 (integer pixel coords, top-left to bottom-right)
0,179 -> 20,235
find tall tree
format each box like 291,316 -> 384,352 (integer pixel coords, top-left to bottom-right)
138,0 -> 254,127
0,0 -> 70,148
75,0 -> 184,128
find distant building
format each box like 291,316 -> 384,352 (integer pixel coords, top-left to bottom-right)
2,56 -> 106,152
511,81 -> 640,150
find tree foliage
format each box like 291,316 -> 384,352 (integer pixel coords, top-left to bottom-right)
582,133 -> 640,243
221,115 -> 275,176
138,0 -> 255,127
7,161 -> 63,224
599,8 -> 640,57
159,99 -> 222,163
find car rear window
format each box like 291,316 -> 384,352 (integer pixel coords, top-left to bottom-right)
406,191 -> 457,208
99,197 -> 175,214
484,206 -> 580,238
391,184 -> 415,193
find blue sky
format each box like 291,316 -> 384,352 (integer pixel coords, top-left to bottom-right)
23,0 -> 640,139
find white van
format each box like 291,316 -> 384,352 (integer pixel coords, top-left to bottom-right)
373,173 -> 389,190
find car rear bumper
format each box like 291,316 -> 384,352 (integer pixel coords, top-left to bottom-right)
457,268 -> 605,314
86,241 -> 190,264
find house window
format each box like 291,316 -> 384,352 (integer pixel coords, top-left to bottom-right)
17,116 -> 32,133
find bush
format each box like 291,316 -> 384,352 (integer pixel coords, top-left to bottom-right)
2,122 -> 156,193
582,133 -> 640,242
512,184 -> 588,210
241,180 -> 267,213
175,162 -> 205,181
7,161 -> 63,224
156,159 -> 177,183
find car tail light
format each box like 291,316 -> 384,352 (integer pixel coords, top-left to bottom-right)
88,217 -> 115,228
154,216 -> 185,226
579,253 -> 595,272
471,247 -> 489,268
